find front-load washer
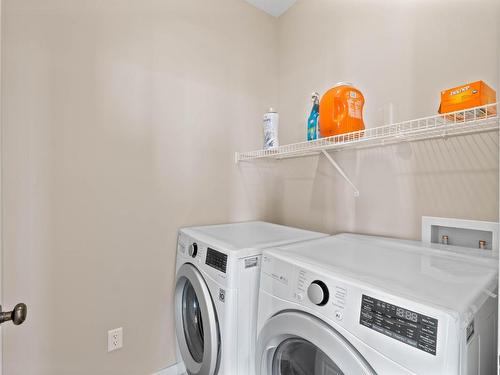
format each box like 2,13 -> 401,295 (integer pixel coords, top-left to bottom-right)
174,221 -> 327,375
256,233 -> 498,375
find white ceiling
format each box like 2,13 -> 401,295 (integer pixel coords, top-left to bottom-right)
244,0 -> 297,17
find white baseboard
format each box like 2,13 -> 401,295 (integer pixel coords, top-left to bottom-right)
152,362 -> 186,375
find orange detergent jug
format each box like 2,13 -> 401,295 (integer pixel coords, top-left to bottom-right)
319,82 -> 365,138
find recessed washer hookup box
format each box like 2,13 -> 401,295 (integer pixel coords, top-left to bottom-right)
422,216 -> 499,251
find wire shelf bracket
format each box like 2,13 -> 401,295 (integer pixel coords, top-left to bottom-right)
321,150 -> 360,197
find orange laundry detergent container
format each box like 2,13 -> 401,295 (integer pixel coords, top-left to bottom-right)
319,82 -> 365,138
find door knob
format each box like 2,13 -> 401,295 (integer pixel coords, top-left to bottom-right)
0,303 -> 27,325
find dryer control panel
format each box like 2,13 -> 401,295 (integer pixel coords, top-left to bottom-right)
360,295 -> 438,355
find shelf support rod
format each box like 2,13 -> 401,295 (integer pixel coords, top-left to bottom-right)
321,150 -> 360,197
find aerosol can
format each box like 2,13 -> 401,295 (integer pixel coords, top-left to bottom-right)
263,108 -> 279,149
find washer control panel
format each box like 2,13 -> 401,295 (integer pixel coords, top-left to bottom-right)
360,295 -> 438,355
205,248 -> 227,273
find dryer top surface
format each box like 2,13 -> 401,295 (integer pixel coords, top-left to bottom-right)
265,233 -> 498,314
181,221 -> 327,256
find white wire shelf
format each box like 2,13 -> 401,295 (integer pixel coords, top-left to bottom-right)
236,103 -> 499,163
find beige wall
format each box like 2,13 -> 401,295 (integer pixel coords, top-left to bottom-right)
2,0 -> 499,374
274,0 -> 499,238
1,1 -> 278,374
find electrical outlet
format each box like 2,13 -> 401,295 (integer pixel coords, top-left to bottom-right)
107,327 -> 123,352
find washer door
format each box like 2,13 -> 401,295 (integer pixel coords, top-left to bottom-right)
175,263 -> 220,375
256,311 -> 376,375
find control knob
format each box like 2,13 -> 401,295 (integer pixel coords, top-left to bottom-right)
188,243 -> 198,258
307,280 -> 329,306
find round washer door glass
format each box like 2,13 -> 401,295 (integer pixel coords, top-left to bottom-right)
273,338 -> 344,375
182,280 -> 204,363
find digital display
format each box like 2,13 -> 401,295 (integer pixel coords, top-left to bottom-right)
396,308 -> 418,323
360,295 -> 438,355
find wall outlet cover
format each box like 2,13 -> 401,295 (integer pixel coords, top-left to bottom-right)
108,327 -> 123,352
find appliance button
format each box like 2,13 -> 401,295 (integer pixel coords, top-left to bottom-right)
219,289 -> 225,302
335,311 -> 343,321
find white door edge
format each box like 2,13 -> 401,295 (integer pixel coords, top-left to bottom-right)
174,263 -> 219,375
0,0 -> 4,371
256,311 -> 376,375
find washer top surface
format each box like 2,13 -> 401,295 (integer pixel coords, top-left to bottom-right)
180,221 -> 327,254
267,233 -> 498,315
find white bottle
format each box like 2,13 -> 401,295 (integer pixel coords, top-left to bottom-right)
263,108 -> 279,150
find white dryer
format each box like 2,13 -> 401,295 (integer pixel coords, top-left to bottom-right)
174,221 -> 327,375
256,234 -> 498,375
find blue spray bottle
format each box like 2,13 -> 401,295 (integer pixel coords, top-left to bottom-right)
307,92 -> 320,141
